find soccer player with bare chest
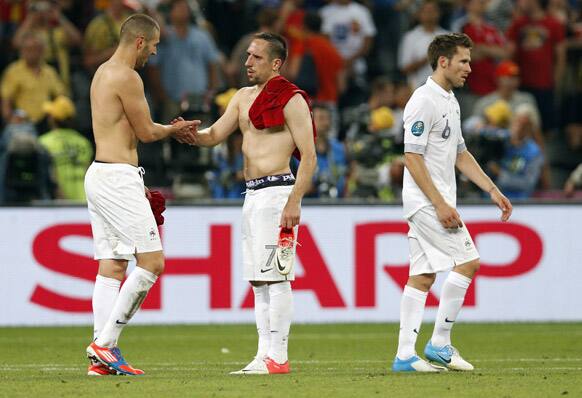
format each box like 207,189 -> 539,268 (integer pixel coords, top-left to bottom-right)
84,14 -> 198,376
191,32 -> 317,374
391,33 -> 513,372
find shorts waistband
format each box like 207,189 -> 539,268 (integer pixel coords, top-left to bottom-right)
245,173 -> 295,190
92,160 -> 145,178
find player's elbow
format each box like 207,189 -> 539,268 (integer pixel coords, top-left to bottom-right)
136,130 -> 158,143
136,132 -> 155,143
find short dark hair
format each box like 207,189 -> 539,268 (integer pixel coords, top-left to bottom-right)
253,32 -> 288,64
119,14 -> 160,43
304,11 -> 322,33
427,33 -> 473,71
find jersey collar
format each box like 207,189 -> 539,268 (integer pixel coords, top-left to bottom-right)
426,77 -> 454,99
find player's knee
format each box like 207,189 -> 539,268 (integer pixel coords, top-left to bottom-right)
135,251 -> 165,276
470,259 -> 480,273
407,273 -> 436,291
150,259 -> 165,276
455,258 -> 480,278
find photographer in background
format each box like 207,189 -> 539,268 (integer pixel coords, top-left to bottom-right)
487,103 -> 544,199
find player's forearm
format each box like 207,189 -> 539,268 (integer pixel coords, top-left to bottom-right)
141,123 -> 177,143
195,127 -> 220,147
456,150 -> 497,193
288,152 -> 317,203
404,152 -> 447,207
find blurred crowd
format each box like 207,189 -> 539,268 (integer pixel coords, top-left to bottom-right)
0,0 -> 581,204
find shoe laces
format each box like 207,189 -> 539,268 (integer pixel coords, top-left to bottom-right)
111,347 -> 128,365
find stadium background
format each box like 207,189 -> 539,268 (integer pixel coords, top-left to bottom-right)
1,0 -> 581,396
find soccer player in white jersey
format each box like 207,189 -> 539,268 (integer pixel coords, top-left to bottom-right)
392,33 -> 513,372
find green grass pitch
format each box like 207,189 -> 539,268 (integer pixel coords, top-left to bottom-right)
1,323 -> 581,397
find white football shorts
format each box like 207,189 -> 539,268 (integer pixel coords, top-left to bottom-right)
407,206 -> 479,275
242,184 -> 297,282
84,162 -> 162,260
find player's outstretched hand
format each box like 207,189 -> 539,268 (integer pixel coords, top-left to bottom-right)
490,187 -> 512,222
435,202 -> 463,229
171,117 -> 201,145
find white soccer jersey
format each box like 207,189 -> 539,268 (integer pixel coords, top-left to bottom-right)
402,77 -> 467,219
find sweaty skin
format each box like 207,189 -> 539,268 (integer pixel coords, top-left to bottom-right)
91,29 -> 197,166
193,38 -> 317,229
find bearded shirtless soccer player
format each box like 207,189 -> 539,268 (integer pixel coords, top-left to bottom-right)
191,32 -> 317,374
84,14 -> 199,376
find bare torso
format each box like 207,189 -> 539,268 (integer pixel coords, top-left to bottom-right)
90,61 -> 140,166
237,86 -> 297,180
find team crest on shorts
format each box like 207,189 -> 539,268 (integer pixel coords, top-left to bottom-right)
411,121 -> 424,136
464,238 -> 472,250
149,227 -> 158,241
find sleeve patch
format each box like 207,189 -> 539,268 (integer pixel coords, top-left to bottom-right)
411,121 -> 425,136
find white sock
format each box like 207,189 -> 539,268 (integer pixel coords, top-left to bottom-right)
95,267 -> 157,348
431,272 -> 472,348
396,285 -> 428,360
267,281 -> 293,364
253,284 -> 270,358
92,275 -> 121,340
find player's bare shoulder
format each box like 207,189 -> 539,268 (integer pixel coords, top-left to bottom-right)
92,61 -> 141,98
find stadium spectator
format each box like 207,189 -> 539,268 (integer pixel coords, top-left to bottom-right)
343,77 -> 401,199
82,0 -> 131,74
38,95 -> 93,202
147,0 -> 220,123
562,6 -> 582,151
13,0 -> 82,91
227,7 -> 279,88
343,76 -> 395,140
563,163 -> 582,197
1,32 -> 67,125
453,0 -> 509,98
0,0 -> 27,71
506,0 -> 566,132
471,61 -> 540,124
484,0 -> 514,32
308,104 -> 347,198
320,0 -> 376,85
276,0 -> 306,53
0,109 -> 38,152
208,132 -> 245,199
369,0 -> 404,77
398,0 -> 448,89
488,104 -> 545,199
285,11 -> 345,104
388,82 -> 413,144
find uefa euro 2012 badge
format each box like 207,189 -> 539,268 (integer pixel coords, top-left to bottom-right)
411,121 -> 424,136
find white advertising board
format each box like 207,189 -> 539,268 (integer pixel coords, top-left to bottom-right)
1,205 -> 581,326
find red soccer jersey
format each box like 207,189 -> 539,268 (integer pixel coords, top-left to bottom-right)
507,15 -> 565,89
462,21 -> 505,95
